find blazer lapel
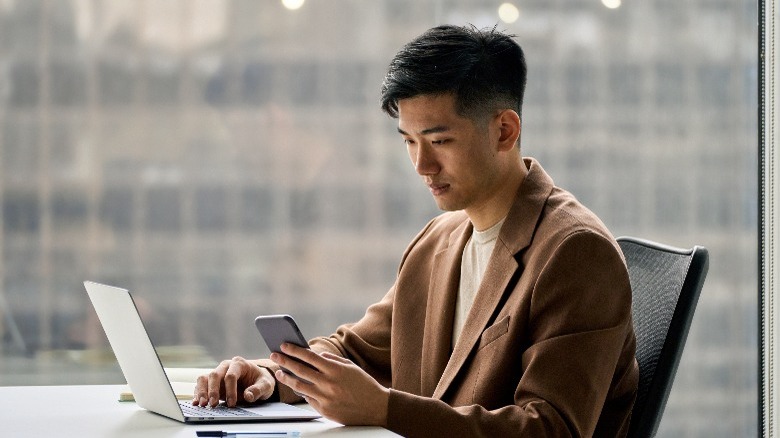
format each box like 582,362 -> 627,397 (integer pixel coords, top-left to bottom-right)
432,245 -> 518,399
420,220 -> 472,397
431,157 -> 555,400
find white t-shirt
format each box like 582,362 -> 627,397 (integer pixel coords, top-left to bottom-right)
452,217 -> 506,346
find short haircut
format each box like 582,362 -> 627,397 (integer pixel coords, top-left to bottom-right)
380,24 -> 527,121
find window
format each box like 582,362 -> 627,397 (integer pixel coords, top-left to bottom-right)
145,187 -> 182,232
195,186 -> 228,231
3,191 -> 39,234
100,187 -> 135,232
0,2 -> 757,435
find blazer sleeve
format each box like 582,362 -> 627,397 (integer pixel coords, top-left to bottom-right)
308,286 -> 395,387
303,217 -> 442,389
384,230 -> 635,438
266,218 -> 439,404
258,287 -> 396,404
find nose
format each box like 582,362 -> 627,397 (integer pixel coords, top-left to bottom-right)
412,142 -> 439,176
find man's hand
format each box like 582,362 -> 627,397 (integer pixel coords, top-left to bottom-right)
192,356 -> 275,407
270,343 -> 390,427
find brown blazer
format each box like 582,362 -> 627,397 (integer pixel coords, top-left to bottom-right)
270,158 -> 638,437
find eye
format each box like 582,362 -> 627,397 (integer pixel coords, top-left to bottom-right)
431,139 -> 450,145
403,138 -> 415,146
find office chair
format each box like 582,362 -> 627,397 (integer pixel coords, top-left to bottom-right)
616,236 -> 709,438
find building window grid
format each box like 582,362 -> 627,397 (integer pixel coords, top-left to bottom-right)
0,1 -> 758,435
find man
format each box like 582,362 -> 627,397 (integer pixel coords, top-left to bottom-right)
194,24 -> 638,437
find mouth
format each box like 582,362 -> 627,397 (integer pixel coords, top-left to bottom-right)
427,182 -> 450,196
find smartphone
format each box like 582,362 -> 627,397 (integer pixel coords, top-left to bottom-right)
254,314 -> 314,385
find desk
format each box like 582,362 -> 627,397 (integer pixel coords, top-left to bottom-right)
0,385 -> 400,437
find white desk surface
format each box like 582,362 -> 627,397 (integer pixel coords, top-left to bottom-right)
0,384 -> 400,437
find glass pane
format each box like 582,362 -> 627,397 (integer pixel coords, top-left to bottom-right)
0,1 -> 757,436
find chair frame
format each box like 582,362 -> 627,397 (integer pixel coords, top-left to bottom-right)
617,236 -> 709,438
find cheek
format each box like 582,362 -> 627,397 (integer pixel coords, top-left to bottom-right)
460,148 -> 492,175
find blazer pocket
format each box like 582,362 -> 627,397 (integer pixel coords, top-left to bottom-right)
477,315 -> 510,350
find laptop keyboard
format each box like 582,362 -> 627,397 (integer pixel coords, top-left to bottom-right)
180,402 -> 259,417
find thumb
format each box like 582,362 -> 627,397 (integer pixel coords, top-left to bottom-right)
243,386 -> 258,403
244,377 -> 275,402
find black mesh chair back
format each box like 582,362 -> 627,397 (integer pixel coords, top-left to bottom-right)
617,236 -> 709,438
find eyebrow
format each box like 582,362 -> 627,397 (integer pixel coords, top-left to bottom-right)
397,125 -> 451,136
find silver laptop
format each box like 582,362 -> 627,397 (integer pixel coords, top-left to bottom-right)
83,280 -> 321,423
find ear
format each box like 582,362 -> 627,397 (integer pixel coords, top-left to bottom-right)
496,109 -> 521,152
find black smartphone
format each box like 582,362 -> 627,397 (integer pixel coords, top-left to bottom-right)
254,314 -> 314,384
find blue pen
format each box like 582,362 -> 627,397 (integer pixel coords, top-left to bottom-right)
196,431 -> 301,438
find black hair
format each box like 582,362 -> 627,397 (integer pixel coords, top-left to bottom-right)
380,24 -> 527,121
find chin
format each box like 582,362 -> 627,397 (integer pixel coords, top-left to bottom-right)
433,199 -> 464,213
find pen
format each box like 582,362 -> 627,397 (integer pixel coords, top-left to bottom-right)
196,431 -> 301,438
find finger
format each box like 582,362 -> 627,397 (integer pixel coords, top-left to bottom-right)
280,344 -> 329,370
320,351 -> 351,364
245,367 -> 275,402
275,368 -> 316,399
282,345 -> 350,374
223,358 -> 246,407
207,360 -> 230,407
270,352 -> 320,383
193,373 -> 209,405
303,394 -> 321,411
246,379 -> 273,402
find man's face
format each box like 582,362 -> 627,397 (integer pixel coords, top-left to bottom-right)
397,94 -> 503,215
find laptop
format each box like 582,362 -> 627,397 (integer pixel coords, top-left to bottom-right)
83,280 -> 321,423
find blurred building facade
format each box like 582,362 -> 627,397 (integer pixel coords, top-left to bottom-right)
0,1 -> 757,436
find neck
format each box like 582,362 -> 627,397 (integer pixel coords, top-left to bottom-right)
467,154 -> 527,231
